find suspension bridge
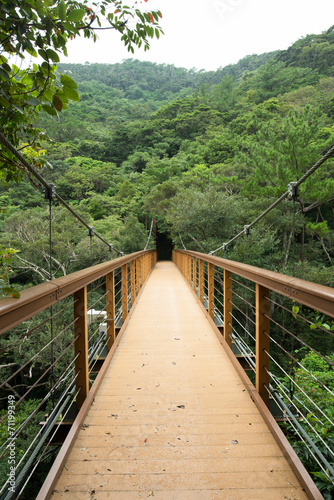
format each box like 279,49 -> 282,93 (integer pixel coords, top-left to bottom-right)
1,247 -> 333,499
0,135 -> 334,498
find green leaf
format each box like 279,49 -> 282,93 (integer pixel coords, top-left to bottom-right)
292,305 -> 299,319
67,9 -> 86,23
3,63 -> 11,73
64,87 -> 80,101
52,94 -> 63,111
58,0 -> 67,21
38,49 -> 48,61
1,286 -> 20,298
27,98 -> 41,106
46,49 -> 60,62
42,104 -> 58,116
60,74 -> 77,89
13,104 -> 24,114
0,97 -> 10,108
0,68 -> 10,81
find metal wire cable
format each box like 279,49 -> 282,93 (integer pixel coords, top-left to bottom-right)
266,296 -> 334,338
268,383 -> 334,483
16,386 -> 81,499
179,234 -> 186,250
230,312 -> 256,343
230,324 -> 256,373
144,218 -> 154,250
231,277 -> 255,295
270,372 -> 316,422
0,349 -> 80,462
0,132 -> 123,256
264,330 -> 334,400
210,143 -> 334,254
231,288 -> 255,312
230,300 -> 256,327
264,348 -> 333,426
267,314 -> 334,367
0,333 -> 79,428
0,298 -> 77,355
0,316 -> 79,392
268,377 -> 334,474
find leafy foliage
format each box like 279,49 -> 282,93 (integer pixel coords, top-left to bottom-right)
1,23 -> 334,496
0,0 -> 163,181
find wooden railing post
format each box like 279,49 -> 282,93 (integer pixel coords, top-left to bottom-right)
74,286 -> 89,411
144,253 -> 149,280
106,271 -> 115,350
188,255 -> 192,285
138,256 -> 142,290
208,262 -> 215,321
192,257 -> 196,291
224,270 -> 233,349
130,259 -> 136,306
121,264 -> 128,323
199,259 -> 204,303
256,284 -> 270,408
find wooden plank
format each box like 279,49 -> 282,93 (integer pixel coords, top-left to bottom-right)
46,262 -> 320,500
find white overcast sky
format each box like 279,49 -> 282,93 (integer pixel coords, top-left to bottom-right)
62,0 -> 334,71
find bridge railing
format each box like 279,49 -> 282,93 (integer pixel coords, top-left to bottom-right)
0,249 -> 156,498
173,249 -> 334,490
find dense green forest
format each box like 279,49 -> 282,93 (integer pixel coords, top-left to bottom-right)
2,27 -> 334,286
1,24 -> 334,497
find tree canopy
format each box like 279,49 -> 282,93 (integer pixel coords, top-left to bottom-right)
0,0 -> 163,182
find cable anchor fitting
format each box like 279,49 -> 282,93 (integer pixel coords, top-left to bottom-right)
88,226 -> 94,237
288,182 -> 300,199
244,225 -> 251,236
45,183 -> 56,201
222,243 -> 228,251
108,244 -> 113,253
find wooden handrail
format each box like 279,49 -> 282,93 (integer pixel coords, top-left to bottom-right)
175,249 -> 334,317
0,250 -> 155,336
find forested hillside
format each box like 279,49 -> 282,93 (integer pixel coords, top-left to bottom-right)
1,22 -> 334,497
1,26 -> 334,288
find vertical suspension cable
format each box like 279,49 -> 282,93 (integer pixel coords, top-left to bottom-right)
292,197 -> 296,278
289,182 -> 299,278
244,225 -> 250,342
88,226 -> 94,310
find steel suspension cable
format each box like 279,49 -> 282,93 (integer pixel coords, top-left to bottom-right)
210,143 -> 334,255
144,218 -> 154,250
0,131 -> 123,256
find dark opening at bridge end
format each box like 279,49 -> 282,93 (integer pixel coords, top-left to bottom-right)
156,229 -> 174,260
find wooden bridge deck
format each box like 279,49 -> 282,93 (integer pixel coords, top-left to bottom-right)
49,261 -> 310,499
